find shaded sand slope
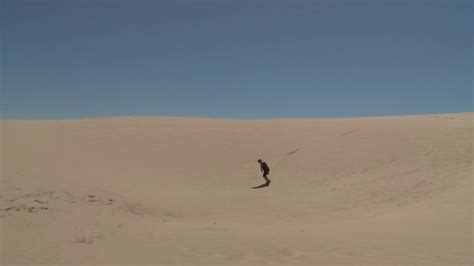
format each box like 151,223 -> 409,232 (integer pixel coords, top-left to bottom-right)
1,113 -> 472,265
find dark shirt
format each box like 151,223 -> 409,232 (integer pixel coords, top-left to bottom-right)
261,162 -> 270,172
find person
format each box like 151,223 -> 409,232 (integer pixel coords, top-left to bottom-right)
257,159 -> 271,185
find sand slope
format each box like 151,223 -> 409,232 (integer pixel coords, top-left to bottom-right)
1,113 -> 472,265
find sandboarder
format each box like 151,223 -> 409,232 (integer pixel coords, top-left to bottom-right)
257,159 -> 271,185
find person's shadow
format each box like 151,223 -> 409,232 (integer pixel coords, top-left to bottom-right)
252,182 -> 271,189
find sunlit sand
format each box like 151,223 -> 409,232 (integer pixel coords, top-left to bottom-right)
1,113 -> 472,265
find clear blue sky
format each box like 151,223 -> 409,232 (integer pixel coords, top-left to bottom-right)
2,0 -> 472,119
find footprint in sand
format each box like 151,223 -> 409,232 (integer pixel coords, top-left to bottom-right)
73,235 -> 94,244
73,232 -> 104,244
278,248 -> 304,258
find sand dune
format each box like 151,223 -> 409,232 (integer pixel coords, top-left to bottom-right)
1,113 -> 472,265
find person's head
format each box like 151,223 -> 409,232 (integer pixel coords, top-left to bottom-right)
257,159 -> 263,163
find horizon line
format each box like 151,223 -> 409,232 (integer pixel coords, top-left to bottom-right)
1,112 -> 471,122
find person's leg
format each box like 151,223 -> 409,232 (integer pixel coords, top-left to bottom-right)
263,172 -> 271,184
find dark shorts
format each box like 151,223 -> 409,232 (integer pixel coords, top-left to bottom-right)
263,170 -> 270,177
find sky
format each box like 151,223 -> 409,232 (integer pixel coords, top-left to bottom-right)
1,0 -> 472,119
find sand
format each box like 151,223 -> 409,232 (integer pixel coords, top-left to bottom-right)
0,113 -> 472,265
